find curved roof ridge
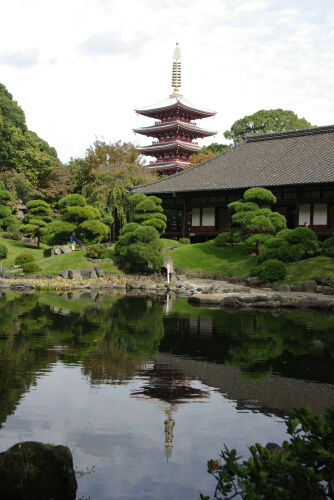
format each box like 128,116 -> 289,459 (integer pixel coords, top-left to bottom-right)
243,124 -> 334,143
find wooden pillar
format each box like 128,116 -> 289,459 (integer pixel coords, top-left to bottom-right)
182,199 -> 188,238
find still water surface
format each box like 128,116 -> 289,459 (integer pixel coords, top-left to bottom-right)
0,291 -> 333,499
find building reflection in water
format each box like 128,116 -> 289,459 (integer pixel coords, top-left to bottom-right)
131,363 -> 210,460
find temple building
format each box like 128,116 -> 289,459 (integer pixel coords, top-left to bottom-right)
132,125 -> 334,242
133,43 -> 218,175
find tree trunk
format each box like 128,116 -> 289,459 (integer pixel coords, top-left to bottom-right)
113,208 -> 116,242
72,233 -> 86,251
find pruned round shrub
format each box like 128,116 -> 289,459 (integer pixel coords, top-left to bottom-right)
322,236 -> 334,257
86,244 -> 108,259
0,244 -> 8,260
15,253 -> 35,266
215,232 -> 234,248
43,248 -> 52,258
179,238 -> 190,245
22,262 -> 40,273
258,227 -> 321,263
255,259 -> 287,282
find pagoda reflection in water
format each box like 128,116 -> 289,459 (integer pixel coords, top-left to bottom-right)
131,363 -> 210,460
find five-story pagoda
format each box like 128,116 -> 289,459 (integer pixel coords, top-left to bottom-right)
134,43 -> 218,175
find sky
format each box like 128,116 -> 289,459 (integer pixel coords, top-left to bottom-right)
1,0 -> 333,165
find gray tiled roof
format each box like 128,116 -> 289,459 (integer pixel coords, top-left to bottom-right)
132,126 -> 334,194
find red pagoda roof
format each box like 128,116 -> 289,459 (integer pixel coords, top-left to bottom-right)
133,120 -> 217,138
135,95 -> 216,120
137,140 -> 200,154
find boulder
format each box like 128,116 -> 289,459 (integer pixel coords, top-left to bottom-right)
126,280 -> 141,289
80,268 -> 91,278
302,280 -> 317,293
0,280 -> 10,289
244,277 -> 260,288
20,237 -> 38,245
0,441 -> 77,500
59,270 -> 69,279
95,266 -> 105,278
290,285 -> 304,292
89,270 -> 98,279
220,295 -> 243,308
68,269 -> 82,280
51,245 -> 72,256
276,284 -> 291,292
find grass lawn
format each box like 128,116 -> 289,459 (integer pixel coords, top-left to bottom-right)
1,234 -> 333,282
285,256 -> 334,284
0,235 -> 122,275
165,241 -> 258,276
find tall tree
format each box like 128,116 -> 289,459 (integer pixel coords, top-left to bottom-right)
51,194 -> 109,251
0,83 -> 58,187
85,139 -> 145,171
224,109 -> 313,144
0,181 -> 16,230
83,163 -> 157,240
128,194 -> 167,233
19,199 -> 53,249
228,187 -> 286,255
37,161 -> 75,204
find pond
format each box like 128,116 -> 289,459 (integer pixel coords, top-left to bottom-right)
0,290 -> 333,499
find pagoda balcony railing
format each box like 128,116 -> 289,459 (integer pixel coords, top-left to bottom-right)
149,159 -> 190,165
154,119 -> 197,126
151,139 -> 199,145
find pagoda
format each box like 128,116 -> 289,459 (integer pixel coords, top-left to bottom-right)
133,43 -> 218,175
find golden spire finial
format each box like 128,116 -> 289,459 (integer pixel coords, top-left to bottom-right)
170,42 -> 182,97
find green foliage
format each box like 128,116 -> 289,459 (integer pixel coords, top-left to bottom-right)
0,182 -> 14,230
199,143 -> 231,154
255,259 -> 287,282
0,244 -> 8,260
201,406 -> 334,500
322,237 -> 334,258
115,224 -> 163,271
178,238 -> 190,245
243,187 -> 276,205
258,227 -> 322,263
224,109 -> 313,144
20,199 -> 52,248
214,232 -> 234,248
129,194 -> 167,233
54,194 -> 109,249
58,194 -> 86,208
15,253 -> 35,266
86,244 -> 108,259
228,188 -> 286,255
43,248 -> 52,258
22,261 -> 40,273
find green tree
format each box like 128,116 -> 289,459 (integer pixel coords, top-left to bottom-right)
0,181 -> 16,230
201,406 -> 334,500
224,109 -> 313,144
83,164 -> 157,240
37,160 -> 75,204
19,199 -> 53,248
0,244 -> 8,270
228,187 -> 286,255
85,139 -> 145,171
258,227 -> 322,263
0,83 -> 58,188
115,224 -> 164,272
129,193 -> 167,233
50,194 -> 109,251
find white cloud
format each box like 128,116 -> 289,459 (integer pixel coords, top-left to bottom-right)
0,0 -> 333,163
